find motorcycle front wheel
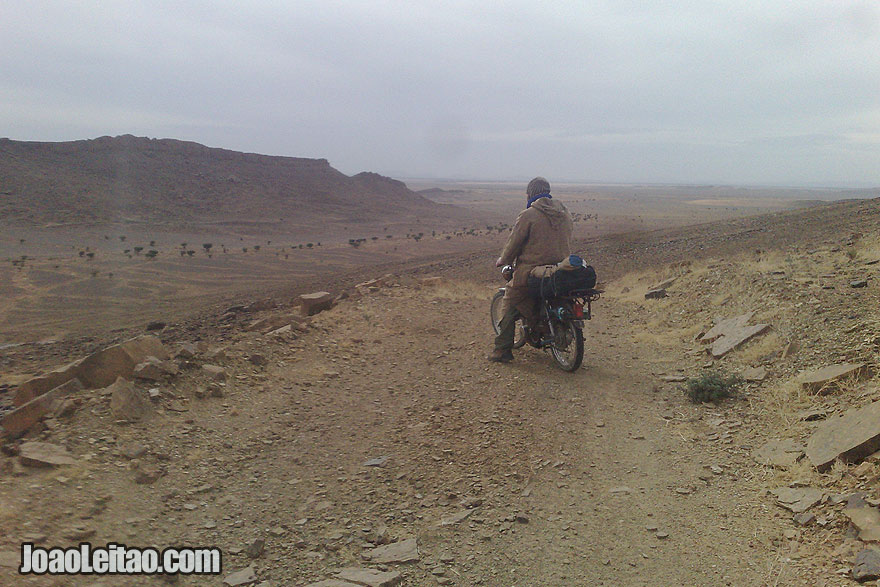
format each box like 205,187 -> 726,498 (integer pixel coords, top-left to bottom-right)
549,319 -> 584,372
490,290 -> 527,349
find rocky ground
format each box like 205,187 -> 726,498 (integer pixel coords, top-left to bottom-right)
2,197 -> 880,586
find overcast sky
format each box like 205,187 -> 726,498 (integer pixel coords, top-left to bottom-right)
2,1 -> 879,186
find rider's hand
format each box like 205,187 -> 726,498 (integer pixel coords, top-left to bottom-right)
495,257 -> 504,267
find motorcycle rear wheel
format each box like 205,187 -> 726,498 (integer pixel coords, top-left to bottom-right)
549,319 -> 584,372
490,290 -> 527,349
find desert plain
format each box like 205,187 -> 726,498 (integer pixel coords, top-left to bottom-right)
3,140 -> 880,586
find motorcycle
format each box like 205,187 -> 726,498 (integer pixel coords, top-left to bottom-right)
490,264 -> 601,371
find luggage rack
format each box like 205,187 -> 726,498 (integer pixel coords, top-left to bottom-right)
568,289 -> 603,320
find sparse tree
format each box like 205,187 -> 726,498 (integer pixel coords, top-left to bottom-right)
134,246 -> 144,255
203,243 -> 213,253
146,250 -> 158,259
306,243 -> 313,248
86,252 -> 95,259
254,245 -> 260,252
119,235 -> 126,242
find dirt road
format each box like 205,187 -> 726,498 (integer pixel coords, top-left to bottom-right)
1,277 -> 812,586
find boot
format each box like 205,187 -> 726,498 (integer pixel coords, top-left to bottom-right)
487,349 -> 514,363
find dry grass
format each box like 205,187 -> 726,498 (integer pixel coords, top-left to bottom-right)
424,279 -> 495,302
734,331 -> 782,364
750,377 -> 810,430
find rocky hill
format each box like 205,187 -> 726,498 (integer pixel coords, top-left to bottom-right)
0,135 -> 465,226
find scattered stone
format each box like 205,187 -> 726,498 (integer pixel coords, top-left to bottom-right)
334,567 -> 402,587
248,354 -> 268,366
304,581 -> 360,587
800,363 -> 869,394
108,377 -> 153,422
223,565 -> 257,586
793,513 -> 816,526
771,487 -> 824,513
650,277 -> 677,290
19,442 -> 77,467
246,316 -> 293,334
63,526 -> 96,540
439,510 -> 473,526
700,312 -> 770,359
365,538 -> 419,564
245,539 -> 265,558
781,341 -> 799,359
806,400 -> 880,471
644,288 -> 667,300
752,439 -> 805,468
608,486 -> 633,495
145,321 -> 166,331
655,531 -> 669,539
300,292 -> 335,316
660,375 -> 687,383
853,548 -> 880,582
363,456 -> 390,467
53,398 -> 77,418
844,506 -> 880,542
76,335 -> 171,389
175,344 -> 198,359
120,443 -> 148,459
202,364 -> 226,381
204,347 -> 227,362
134,466 -> 163,485
420,277 -> 445,287
133,357 -> 178,381
851,280 -> 869,288
742,366 -> 767,382
798,407 -> 828,422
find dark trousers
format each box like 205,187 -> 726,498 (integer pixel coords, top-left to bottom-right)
494,307 -> 520,351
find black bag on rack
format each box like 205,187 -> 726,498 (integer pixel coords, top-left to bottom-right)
528,264 -> 597,298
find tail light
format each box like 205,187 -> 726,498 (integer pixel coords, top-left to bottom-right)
573,303 -> 584,319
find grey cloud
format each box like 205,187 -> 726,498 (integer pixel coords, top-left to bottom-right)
1,0 -> 878,186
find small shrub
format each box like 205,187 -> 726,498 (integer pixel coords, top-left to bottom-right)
684,371 -> 743,403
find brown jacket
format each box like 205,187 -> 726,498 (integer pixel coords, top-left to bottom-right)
499,197 -> 573,287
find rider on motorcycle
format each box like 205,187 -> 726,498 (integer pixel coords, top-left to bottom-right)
488,177 -> 574,363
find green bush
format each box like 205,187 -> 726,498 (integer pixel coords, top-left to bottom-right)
684,371 -> 743,403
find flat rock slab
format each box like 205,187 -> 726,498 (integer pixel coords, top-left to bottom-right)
300,291 -> 335,316
771,487 -> 824,513
108,377 -> 153,422
202,364 -> 227,381
305,581 -> 360,587
365,538 -> 419,564
753,439 -> 804,468
700,312 -> 770,358
223,565 -> 257,586
800,363 -> 869,394
439,509 -> 473,526
334,567 -> 402,587
19,442 -> 78,467
853,548 -> 880,582
1,378 -> 83,438
363,456 -> 390,467
844,507 -> 880,542
77,335 -> 170,388
806,400 -> 880,472
742,366 -> 768,382
644,288 -> 667,299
